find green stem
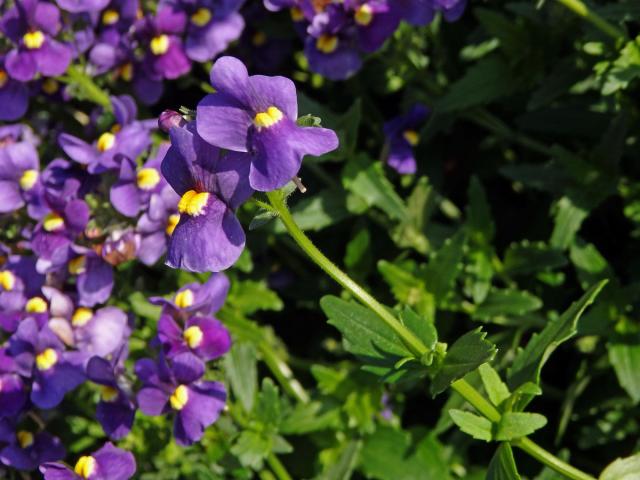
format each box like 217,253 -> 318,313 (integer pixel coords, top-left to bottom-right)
266,454 -> 293,480
554,0 -> 626,41
265,190 -> 428,358
260,344 -> 310,404
62,65 -> 112,110
266,188 -> 597,480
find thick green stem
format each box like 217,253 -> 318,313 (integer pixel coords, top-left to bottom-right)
266,188 -> 597,480
62,65 -> 112,110
266,454 -> 293,480
554,0 -> 626,41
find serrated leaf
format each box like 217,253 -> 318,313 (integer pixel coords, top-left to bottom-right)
421,230 -> 467,303
230,431 -> 271,470
487,443 -> 521,480
473,289 -> 543,321
495,412 -> 547,441
400,307 -> 437,351
321,295 -> 411,374
600,453 -> 640,480
224,342 -> 257,413
503,242 -> 567,276
378,260 -> 434,317
431,328 -> 497,395
449,409 -> 492,441
228,280 -> 283,314
508,280 -> 608,390
479,363 -> 510,407
550,196 -> 589,250
280,401 -> 341,434
254,378 -> 283,427
392,177 -> 434,254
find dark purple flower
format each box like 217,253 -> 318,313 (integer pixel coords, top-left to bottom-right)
345,0 -> 400,52
157,313 -> 231,362
383,104 -> 429,174
72,306 -> 129,358
149,273 -> 230,318
136,353 -> 226,446
0,140 -> 44,217
0,348 -> 27,417
161,121 -> 252,272
55,0 -> 110,13
67,247 -> 115,307
136,182 -> 180,266
110,151 -> 165,217
40,442 -> 136,479
8,317 -> 85,409
0,429 -> 65,471
86,350 -> 136,439
0,0 -> 72,81
0,57 -> 29,121
197,56 -> 338,191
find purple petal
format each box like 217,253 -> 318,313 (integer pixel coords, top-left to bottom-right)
137,386 -> 168,415
196,92 -> 251,152
247,74 -> 298,120
173,381 -> 225,446
93,442 -> 136,479
5,49 -> 37,82
0,81 -> 29,121
35,39 -> 72,77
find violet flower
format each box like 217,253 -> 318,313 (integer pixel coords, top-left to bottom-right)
110,150 -> 165,217
0,348 -> 27,417
157,313 -> 231,363
136,183 -> 180,266
0,140 -> 44,217
67,247 -> 115,307
197,56 -> 338,191
40,442 -> 136,479
0,429 -> 65,471
55,0 -> 110,13
149,273 -> 230,319
8,317 -> 85,409
383,104 -> 429,174
160,121 -> 253,272
0,57 -> 29,121
136,353 -> 226,446
0,0 -> 72,81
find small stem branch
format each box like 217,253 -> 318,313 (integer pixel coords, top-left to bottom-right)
554,0 -> 626,41
266,187 -> 597,480
260,344 -> 310,404
267,454 -> 293,480
62,65 -> 112,110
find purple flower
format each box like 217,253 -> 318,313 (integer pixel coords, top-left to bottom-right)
1,429 -> 65,471
197,56 -> 338,191
8,318 -> 85,409
0,0 -> 72,81
0,349 -> 27,417
0,57 -> 29,121
161,121 -> 252,272
395,0 -> 466,24
383,104 -> 429,174
136,182 -> 180,266
345,0 -> 400,52
136,354 -> 226,445
55,0 -> 110,13
40,442 -> 136,479
86,351 -> 136,439
149,273 -> 230,318
157,313 -> 231,362
67,247 -> 115,307
110,151 -> 165,217
0,140 -> 44,217
72,306 -> 130,358
136,8 -> 190,81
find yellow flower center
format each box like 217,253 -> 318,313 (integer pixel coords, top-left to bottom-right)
96,132 -> 116,152
254,106 -> 284,128
17,431 -> 34,449
150,34 -> 170,55
316,34 -> 338,54
25,296 -> 47,313
19,169 -> 38,190
354,4 -> 374,25
72,307 -> 94,327
74,455 -> 97,478
190,7 -> 212,27
0,70 -> 8,88
183,325 -> 204,349
170,384 -> 189,410
43,212 -> 65,232
166,214 -> 180,235
100,385 -> 119,402
0,271 -> 16,291
174,289 -> 194,308
36,348 -> 58,371
290,7 -> 304,21
23,30 -> 45,49
119,63 -> 133,82
68,256 -> 87,275
177,190 -> 210,216
102,9 -> 120,25
403,129 -> 420,146
252,31 -> 267,46
42,78 -> 59,95
137,167 -> 161,190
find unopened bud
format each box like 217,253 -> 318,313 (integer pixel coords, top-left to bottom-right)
158,110 -> 186,133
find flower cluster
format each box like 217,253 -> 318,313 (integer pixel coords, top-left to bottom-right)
264,0 -> 467,79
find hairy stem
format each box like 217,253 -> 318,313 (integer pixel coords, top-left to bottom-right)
554,0 -> 626,41
266,187 -> 596,480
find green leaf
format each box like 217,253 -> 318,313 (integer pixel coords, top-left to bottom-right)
343,155 -> 406,221
473,289 -> 543,321
228,280 -> 283,315
449,409 -> 492,441
550,196 -> 589,250
435,56 -> 516,112
360,426 -> 451,480
479,363 -> 510,407
503,241 -> 567,276
392,177 -> 434,254
400,307 -> 437,352
230,431 -> 271,470
474,8 -> 529,60
344,227 -> 372,274
466,177 -> 494,244
487,444 -> 521,480
600,453 -> 640,480
378,260 -> 434,317
495,412 -> 547,441
570,240 -> 612,289
224,342 -> 257,413
316,439 -> 362,480
431,328 -> 497,395
128,292 -> 161,320
508,281 -> 608,390
254,378 -> 282,427
280,401 -> 341,435
321,295 -> 411,375
275,188 -> 349,233
248,208 -> 277,231
608,340 -> 640,404
421,230 -> 467,303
